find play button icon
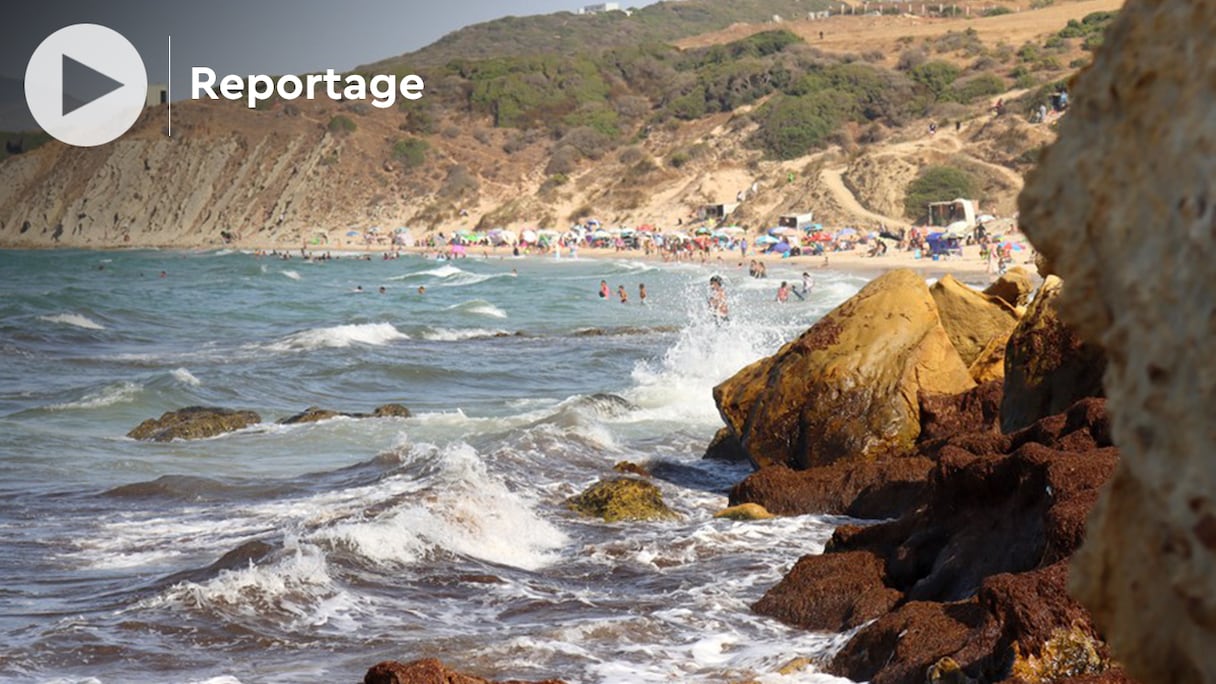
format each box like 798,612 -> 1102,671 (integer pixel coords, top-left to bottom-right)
25,24 -> 148,147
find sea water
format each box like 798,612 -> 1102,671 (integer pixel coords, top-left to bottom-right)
0,249 -> 868,683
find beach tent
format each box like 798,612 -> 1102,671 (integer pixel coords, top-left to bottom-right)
521,229 -> 538,244
943,221 -> 970,238
769,241 -> 792,254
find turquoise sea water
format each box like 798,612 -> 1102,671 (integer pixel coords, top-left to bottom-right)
0,249 -> 871,683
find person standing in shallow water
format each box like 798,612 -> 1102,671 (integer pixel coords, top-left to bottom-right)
708,275 -> 729,322
638,283 -> 647,304
617,285 -> 628,303
599,280 -> 610,299
776,281 -> 790,303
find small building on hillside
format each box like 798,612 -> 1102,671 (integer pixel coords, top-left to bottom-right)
580,2 -> 620,13
146,84 -> 168,107
700,203 -> 740,222
778,212 -> 815,229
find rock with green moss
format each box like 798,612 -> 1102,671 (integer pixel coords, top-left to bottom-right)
566,478 -> 678,522
128,406 -> 261,442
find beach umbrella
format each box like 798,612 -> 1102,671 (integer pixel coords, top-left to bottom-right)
754,235 -> 779,245
694,226 -> 712,236
769,241 -> 792,253
719,226 -> 745,236
394,227 -> 410,233
977,214 -> 996,223
769,226 -> 795,236
591,229 -> 611,239
521,229 -> 537,243
346,230 -> 361,237
835,227 -> 858,238
1000,241 -> 1025,251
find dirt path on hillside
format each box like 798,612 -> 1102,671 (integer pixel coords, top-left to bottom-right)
820,164 -> 907,227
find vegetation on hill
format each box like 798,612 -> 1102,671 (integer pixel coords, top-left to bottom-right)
368,0 -> 834,69
0,132 -> 51,162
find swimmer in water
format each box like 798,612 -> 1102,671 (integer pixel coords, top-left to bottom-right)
618,284 -> 628,303
708,275 -> 728,322
599,280 -> 610,299
638,283 -> 647,305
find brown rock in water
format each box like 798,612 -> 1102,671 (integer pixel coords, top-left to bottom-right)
929,274 -> 1019,367
277,406 -> 342,425
372,403 -> 412,418
127,406 -> 261,442
1000,277 -> 1105,434
753,551 -> 902,631
713,503 -> 775,520
565,477 -> 678,522
702,426 -> 748,462
982,266 -> 1033,308
729,457 -> 932,519
1017,1 -> 1216,679
364,658 -> 566,684
279,403 -> 412,424
751,400 -> 1126,684
713,269 -> 974,470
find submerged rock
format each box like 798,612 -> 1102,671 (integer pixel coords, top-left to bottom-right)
1000,277 -> 1105,434
364,658 -> 566,684
714,269 -> 975,470
713,503 -> 775,521
278,403 -> 412,424
565,477 -> 678,522
127,406 -> 261,442
1018,0 -> 1216,678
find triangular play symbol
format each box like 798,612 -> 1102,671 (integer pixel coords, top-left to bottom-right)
62,54 -> 124,116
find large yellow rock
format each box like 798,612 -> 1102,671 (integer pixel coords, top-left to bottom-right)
983,266 -> 1034,308
714,269 -> 975,470
968,332 -> 1010,384
930,274 -> 1019,367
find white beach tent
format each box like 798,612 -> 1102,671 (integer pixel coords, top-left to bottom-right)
521,229 -> 538,244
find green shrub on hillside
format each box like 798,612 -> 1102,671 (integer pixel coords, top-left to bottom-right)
327,115 -> 357,135
751,92 -> 846,159
904,166 -> 979,221
982,6 -> 1013,16
392,137 -> 429,169
910,61 -> 961,101
951,72 -> 1006,104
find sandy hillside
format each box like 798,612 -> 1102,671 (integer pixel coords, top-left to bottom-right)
0,0 -> 1111,249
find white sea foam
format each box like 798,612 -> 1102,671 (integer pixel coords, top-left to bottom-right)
39,313 -> 105,330
267,322 -> 408,351
419,327 -> 508,341
311,442 -> 567,571
46,381 -> 142,411
281,269 -> 301,280
447,300 -> 508,319
171,368 -> 202,386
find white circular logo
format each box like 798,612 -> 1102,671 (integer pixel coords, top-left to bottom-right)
24,24 -> 148,147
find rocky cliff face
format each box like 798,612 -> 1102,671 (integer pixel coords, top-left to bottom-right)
1018,0 -> 1216,681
